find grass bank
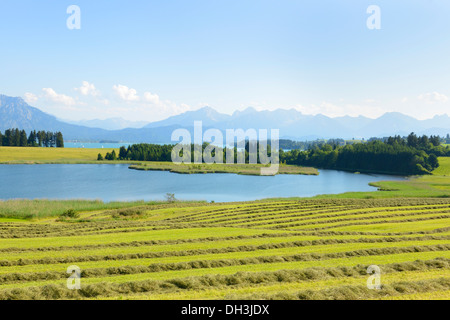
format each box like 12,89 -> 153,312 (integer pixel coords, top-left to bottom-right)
0,199 -> 205,220
129,162 -> 318,176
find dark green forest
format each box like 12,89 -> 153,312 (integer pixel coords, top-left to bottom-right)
0,129 -> 64,148
101,143 -> 260,163
281,133 -> 449,175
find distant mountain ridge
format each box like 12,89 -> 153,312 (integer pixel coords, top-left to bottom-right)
62,118 -> 148,130
0,95 -> 178,142
144,105 -> 450,139
0,94 -> 449,142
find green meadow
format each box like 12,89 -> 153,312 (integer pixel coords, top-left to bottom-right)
0,146 -> 118,163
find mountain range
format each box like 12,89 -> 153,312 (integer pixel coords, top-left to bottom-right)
61,118 -> 148,131
0,94 -> 449,143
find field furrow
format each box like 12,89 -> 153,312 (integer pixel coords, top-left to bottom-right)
1,197 -> 449,300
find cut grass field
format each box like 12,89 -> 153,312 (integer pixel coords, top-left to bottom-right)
0,146 -> 318,176
0,198 -> 449,300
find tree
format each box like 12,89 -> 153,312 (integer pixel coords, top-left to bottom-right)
97,153 -> 104,161
19,130 -> 28,146
0,131 -> 2,146
56,132 -> 64,148
165,193 -> 176,203
429,135 -> 440,147
4,130 -> 11,146
419,135 -> 429,147
27,130 -> 37,146
12,128 -> 20,146
41,131 -> 49,147
105,150 -> 117,160
407,132 -> 418,148
119,146 -> 128,160
428,154 -> 439,170
46,131 -> 54,147
37,131 -> 44,146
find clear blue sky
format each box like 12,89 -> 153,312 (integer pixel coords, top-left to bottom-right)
1,0 -> 449,121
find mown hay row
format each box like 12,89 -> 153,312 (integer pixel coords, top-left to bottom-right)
231,278 -> 450,300
1,244 -> 448,284
216,208 -> 450,229
0,258 -> 447,300
1,236 -> 449,267
274,215 -> 450,231
182,204 -> 450,225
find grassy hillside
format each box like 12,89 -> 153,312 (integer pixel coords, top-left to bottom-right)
0,198 -> 449,300
433,157 -> 450,176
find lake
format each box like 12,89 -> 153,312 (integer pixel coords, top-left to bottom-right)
0,164 -> 407,202
64,142 -> 134,149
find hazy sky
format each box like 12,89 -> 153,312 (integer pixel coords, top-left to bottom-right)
1,0 -> 449,122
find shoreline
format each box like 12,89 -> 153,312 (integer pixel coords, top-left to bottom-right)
0,161 -> 318,176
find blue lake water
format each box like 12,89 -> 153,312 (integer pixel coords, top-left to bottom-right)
64,142 -> 134,149
0,164 -> 407,202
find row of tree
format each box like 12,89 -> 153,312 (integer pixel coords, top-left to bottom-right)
0,129 -> 64,148
118,144 -> 174,162
279,134 -> 449,151
277,138 -> 353,150
279,133 -> 449,175
368,134 -> 441,149
99,143 -> 271,164
99,144 -> 221,162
